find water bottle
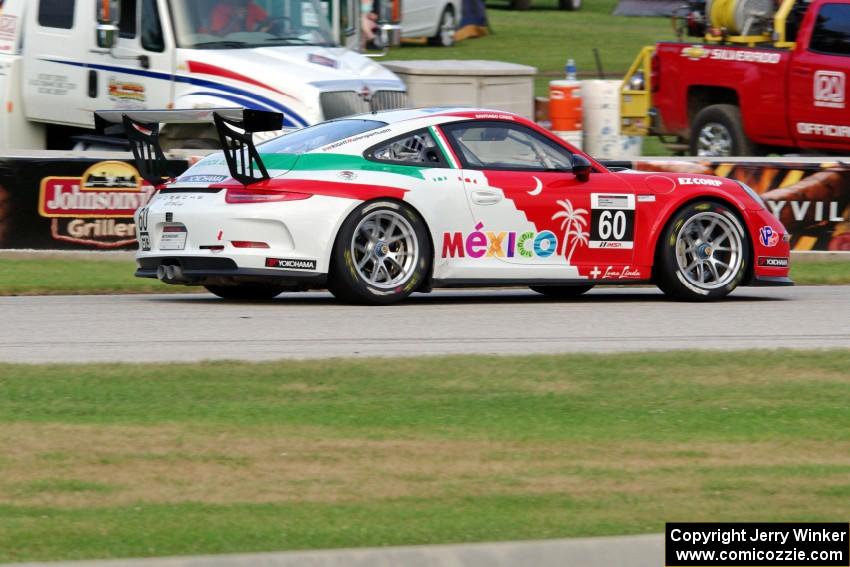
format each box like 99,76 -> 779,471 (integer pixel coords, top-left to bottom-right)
565,58 -> 577,81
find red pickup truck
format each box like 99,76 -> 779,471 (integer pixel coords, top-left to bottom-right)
621,0 -> 850,156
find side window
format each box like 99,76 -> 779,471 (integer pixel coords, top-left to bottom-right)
443,121 -> 573,171
38,0 -> 75,29
366,130 -> 447,167
809,4 -> 850,56
120,0 -> 137,39
141,0 -> 165,52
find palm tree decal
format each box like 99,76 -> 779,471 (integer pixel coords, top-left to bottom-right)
551,199 -> 589,261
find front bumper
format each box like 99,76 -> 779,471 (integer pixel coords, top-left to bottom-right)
750,275 -> 794,287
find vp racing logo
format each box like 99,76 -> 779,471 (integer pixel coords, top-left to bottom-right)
759,226 -> 779,248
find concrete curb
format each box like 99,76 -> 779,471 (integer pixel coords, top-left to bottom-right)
8,534 -> 664,567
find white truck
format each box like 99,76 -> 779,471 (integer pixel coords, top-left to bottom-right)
0,0 -> 408,150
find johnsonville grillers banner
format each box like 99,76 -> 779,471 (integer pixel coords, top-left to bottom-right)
0,155 -> 188,250
623,159 -> 850,252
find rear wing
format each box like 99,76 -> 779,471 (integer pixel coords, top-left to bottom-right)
94,108 -> 284,186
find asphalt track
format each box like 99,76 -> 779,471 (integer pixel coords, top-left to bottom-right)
1,285 -> 848,363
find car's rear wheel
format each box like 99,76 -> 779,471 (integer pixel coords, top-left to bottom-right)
204,284 -> 287,300
530,284 -> 594,298
656,201 -> 749,301
428,6 -> 455,47
329,200 -> 430,305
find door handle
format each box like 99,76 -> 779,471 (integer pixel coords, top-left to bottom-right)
470,190 -> 502,205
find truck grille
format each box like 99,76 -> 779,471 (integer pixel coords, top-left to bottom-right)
370,90 -> 409,111
320,90 -> 409,120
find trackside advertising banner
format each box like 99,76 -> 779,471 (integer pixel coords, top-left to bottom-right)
0,155 -> 848,251
628,160 -> 850,252
666,522 -> 850,567
0,156 -> 187,250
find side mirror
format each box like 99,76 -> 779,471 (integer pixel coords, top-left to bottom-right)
96,24 -> 119,49
96,0 -> 121,49
571,153 -> 593,182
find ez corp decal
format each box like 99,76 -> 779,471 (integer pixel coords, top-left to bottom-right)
677,177 -> 723,187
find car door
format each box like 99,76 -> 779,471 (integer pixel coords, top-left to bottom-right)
23,0 -> 93,129
788,2 -> 850,152
402,0 -> 437,37
439,120 -> 636,278
91,0 -> 173,112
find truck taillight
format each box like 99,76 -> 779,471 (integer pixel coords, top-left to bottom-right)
651,52 -> 660,93
225,189 -> 312,204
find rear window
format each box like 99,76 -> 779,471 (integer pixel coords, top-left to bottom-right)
259,119 -> 388,155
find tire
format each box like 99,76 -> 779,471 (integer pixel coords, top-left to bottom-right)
428,6 -> 456,47
689,104 -> 757,157
559,0 -> 581,9
204,284 -> 287,300
328,200 -> 431,305
655,201 -> 749,301
530,284 -> 594,298
510,0 -> 532,10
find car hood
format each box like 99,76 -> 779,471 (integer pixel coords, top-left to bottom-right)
180,46 -> 405,90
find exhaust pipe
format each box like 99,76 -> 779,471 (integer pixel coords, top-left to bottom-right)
156,264 -> 187,283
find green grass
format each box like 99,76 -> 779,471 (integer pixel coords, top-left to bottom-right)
0,258 -> 181,295
0,257 -> 847,296
1,350 -> 850,561
386,0 -> 675,97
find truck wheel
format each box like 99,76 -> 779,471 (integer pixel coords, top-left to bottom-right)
690,104 -> 756,157
510,0 -> 532,10
559,0 -> 581,9
428,6 -> 456,47
328,200 -> 430,305
655,201 -> 749,301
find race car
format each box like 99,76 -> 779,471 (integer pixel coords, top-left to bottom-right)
96,106 -> 792,305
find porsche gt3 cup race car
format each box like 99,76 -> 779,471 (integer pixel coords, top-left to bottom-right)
97,106 -> 792,305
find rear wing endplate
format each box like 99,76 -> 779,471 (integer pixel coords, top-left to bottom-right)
94,108 -> 284,186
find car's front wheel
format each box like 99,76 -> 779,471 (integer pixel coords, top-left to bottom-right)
655,201 -> 749,301
204,284 -> 288,300
329,200 -> 431,305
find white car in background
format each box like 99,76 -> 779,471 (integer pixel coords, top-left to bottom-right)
402,0 -> 461,47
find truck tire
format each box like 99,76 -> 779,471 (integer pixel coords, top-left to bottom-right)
690,104 -> 757,157
510,0 -> 532,10
428,5 -> 456,47
559,0 -> 581,9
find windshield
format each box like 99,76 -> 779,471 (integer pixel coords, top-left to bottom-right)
170,0 -> 336,48
259,119 -> 389,154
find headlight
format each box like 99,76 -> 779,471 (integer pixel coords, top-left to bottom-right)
736,181 -> 765,209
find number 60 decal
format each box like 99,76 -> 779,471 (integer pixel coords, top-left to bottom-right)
590,194 -> 635,249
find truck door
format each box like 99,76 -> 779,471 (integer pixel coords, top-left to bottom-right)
91,0 -> 173,113
789,2 -> 850,151
22,0 -> 92,128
